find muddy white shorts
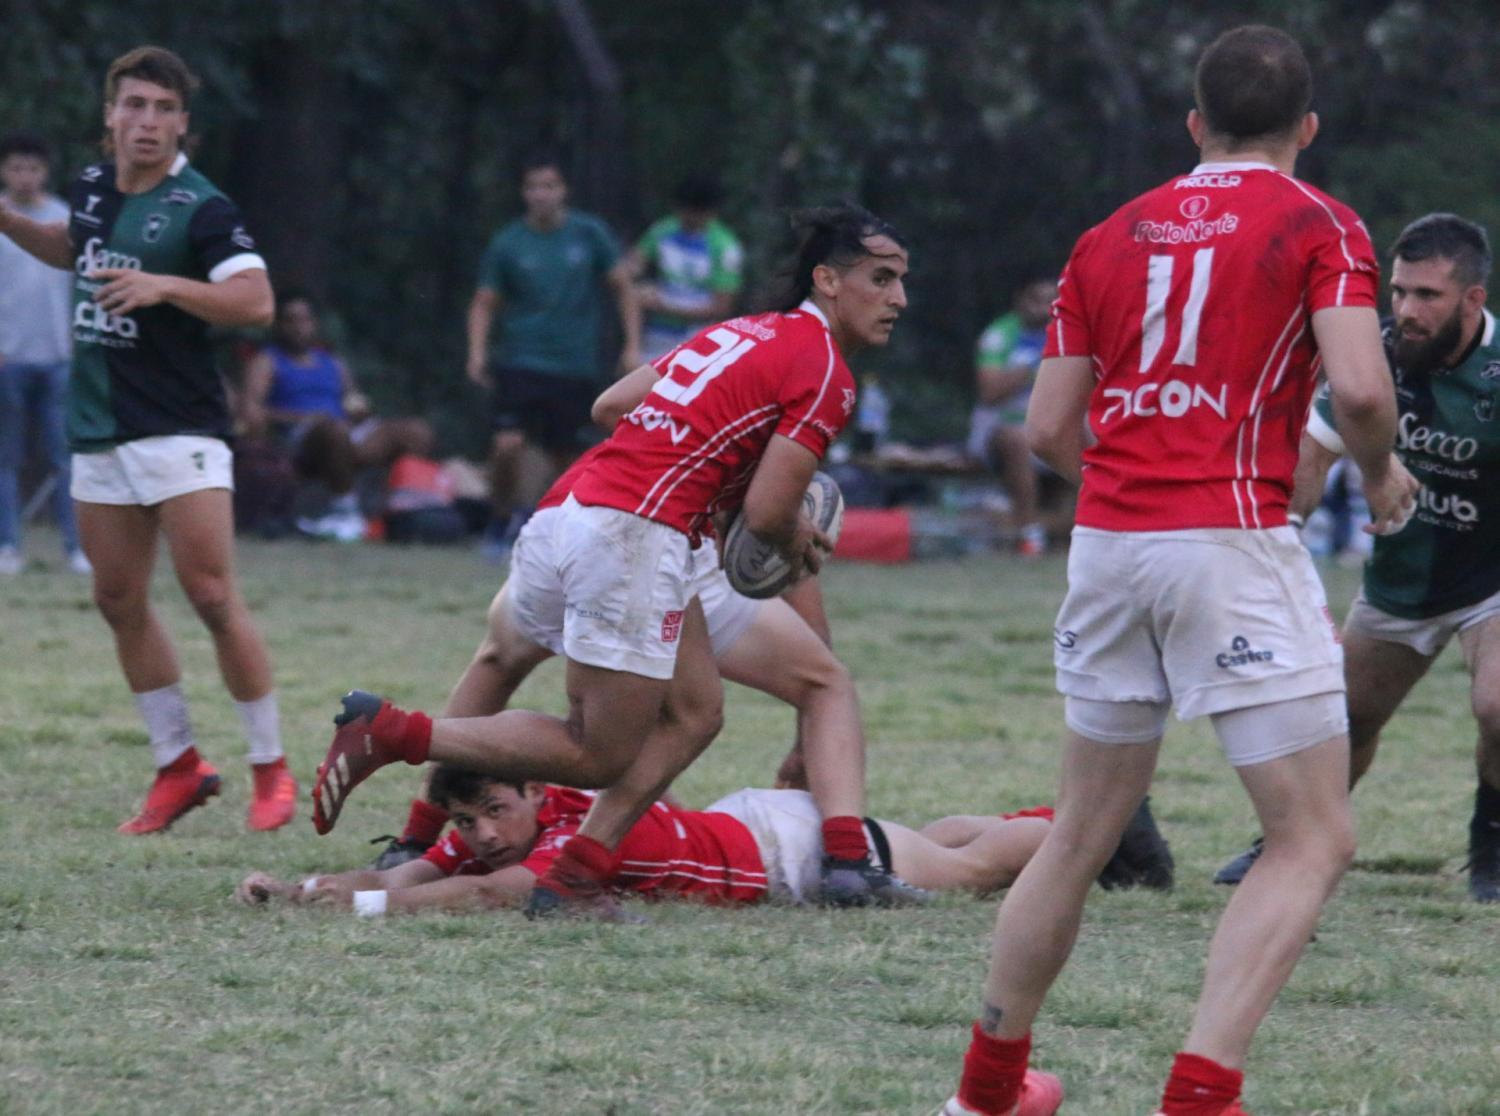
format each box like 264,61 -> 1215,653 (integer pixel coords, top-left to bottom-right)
550,496 -> 696,680
1054,525 -> 1345,722
507,505 -> 756,661
71,435 -> 233,506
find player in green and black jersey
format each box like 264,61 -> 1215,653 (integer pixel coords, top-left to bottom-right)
1216,214 -> 1500,901
0,46 -> 297,835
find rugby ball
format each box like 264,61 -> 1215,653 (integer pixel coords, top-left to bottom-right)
723,472 -> 844,599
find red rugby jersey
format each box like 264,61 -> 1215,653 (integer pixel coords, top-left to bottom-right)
423,786 -> 769,903
570,302 -> 856,537
1044,162 -> 1378,531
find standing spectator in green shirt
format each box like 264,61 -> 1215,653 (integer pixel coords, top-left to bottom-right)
465,154 -> 639,561
627,173 -> 745,362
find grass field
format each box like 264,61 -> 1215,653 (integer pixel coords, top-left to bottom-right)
1,533 -> 1496,1115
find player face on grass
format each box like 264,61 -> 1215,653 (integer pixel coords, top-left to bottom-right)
446,782 -> 547,870
105,76 -> 188,173
815,233 -> 909,351
1390,255 -> 1486,374
521,165 -> 568,226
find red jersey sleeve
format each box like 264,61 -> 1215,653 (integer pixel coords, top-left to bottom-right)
1302,196 -> 1379,312
1044,228 -> 1097,359
422,831 -> 475,877
517,786 -> 592,876
771,327 -> 854,460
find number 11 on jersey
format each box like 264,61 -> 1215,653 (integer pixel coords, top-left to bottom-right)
1140,248 -> 1214,373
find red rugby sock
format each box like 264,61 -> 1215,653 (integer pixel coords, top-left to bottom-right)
401,798 -> 449,845
957,1023 -> 1030,1115
821,815 -> 867,861
1159,1052 -> 1243,1115
368,703 -> 432,765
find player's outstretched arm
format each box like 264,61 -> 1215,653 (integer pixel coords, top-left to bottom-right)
1312,306 -> 1418,533
1025,355 -> 1094,484
90,267 -> 273,328
378,866 -> 539,914
0,208 -> 72,269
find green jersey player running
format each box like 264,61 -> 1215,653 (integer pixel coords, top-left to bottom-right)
0,46 -> 295,835
1216,213 -> 1500,902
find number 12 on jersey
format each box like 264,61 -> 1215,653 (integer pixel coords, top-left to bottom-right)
1140,248 -> 1214,373
653,327 -> 757,407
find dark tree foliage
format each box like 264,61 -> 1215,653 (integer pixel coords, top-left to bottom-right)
4,0 -> 1498,447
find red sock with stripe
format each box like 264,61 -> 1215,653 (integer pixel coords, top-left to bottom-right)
1159,1052 -> 1243,1115
956,1024 -> 1030,1115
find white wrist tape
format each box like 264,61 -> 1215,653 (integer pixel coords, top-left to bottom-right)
353,889 -> 389,917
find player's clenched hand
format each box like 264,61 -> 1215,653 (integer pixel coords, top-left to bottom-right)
235,871 -> 292,906
1361,453 -> 1419,536
782,514 -> 830,584
90,268 -> 173,314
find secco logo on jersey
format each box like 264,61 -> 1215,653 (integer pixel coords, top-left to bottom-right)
1100,381 -> 1227,423
72,300 -> 138,340
1175,173 -> 1242,189
1216,635 -> 1273,669
1397,412 -> 1479,462
625,402 -> 692,444
75,237 -> 141,277
1132,212 -> 1239,245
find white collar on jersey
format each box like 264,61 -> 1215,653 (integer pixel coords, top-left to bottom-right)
1483,308 -> 1496,347
168,152 -> 188,176
1189,160 -> 1277,174
797,299 -> 831,330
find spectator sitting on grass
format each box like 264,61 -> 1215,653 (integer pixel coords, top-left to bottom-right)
240,291 -> 432,540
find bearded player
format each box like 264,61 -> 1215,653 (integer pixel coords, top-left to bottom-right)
1215,213 -> 1500,903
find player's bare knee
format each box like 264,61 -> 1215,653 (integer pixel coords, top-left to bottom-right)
184,581 -> 236,632
92,582 -> 148,629
1471,689 -> 1500,742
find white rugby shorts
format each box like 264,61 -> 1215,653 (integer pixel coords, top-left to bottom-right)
1054,525 -> 1344,721
71,435 -> 233,506
553,495 -> 696,680
506,504 -> 759,663
707,787 -> 823,903
1343,584 -> 1500,661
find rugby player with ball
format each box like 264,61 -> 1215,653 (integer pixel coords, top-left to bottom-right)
313,204 -> 921,911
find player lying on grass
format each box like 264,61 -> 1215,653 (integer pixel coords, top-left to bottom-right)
312,205 -> 924,913
242,765 -> 1157,915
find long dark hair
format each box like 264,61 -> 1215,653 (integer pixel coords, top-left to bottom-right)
762,203 -> 906,313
